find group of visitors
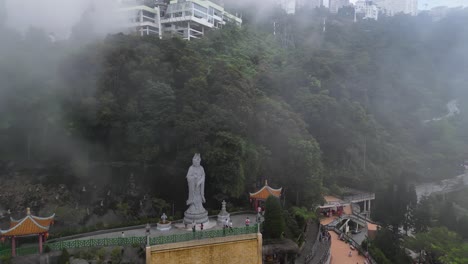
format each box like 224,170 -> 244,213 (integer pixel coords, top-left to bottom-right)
319,226 -> 331,242
224,218 -> 233,231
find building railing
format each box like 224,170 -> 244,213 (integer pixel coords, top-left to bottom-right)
316,240 -> 331,264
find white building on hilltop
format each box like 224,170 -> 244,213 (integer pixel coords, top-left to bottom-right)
118,0 -> 241,40
161,0 -> 242,40
118,0 -> 167,37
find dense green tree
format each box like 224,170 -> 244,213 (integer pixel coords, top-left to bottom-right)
405,227 -> 468,264
263,196 -> 286,239
372,228 -> 412,264
413,196 -> 433,233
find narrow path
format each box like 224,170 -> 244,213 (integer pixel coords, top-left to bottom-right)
295,223 -> 318,263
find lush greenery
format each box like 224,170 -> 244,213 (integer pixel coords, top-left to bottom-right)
405,227 -> 468,264
1,3 -> 468,249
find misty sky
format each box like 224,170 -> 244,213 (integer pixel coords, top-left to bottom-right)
4,0 -> 126,38
348,0 -> 468,9
3,0 -> 468,38
419,0 -> 468,9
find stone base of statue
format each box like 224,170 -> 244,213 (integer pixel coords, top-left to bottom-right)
183,209 -> 208,225
217,214 -> 229,225
157,221 -> 172,231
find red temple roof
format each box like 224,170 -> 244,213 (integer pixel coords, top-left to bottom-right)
249,180 -> 282,200
1,208 -> 54,237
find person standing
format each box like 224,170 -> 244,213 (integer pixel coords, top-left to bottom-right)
245,217 -> 250,227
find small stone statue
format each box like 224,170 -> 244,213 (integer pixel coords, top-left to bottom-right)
217,200 -> 230,225
161,213 -> 168,224
146,223 -> 151,234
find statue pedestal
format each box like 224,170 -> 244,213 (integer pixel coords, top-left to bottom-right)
217,213 -> 230,225
183,209 -> 208,225
156,222 -> 172,231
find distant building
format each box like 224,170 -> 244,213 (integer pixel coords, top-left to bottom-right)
161,0 -> 242,40
118,0 -> 241,40
329,0 -> 350,13
277,0 -> 297,14
428,6 -> 451,20
297,0 -> 325,9
355,0 -> 379,20
375,0 -> 418,16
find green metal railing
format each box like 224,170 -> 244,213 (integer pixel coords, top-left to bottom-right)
149,225 -> 258,245
46,236 -> 147,251
0,224 -> 258,258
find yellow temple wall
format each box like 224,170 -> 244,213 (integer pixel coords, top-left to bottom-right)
146,233 -> 262,264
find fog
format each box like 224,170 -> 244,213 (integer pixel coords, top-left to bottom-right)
4,0 -> 128,38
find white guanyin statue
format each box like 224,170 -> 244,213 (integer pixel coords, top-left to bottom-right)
184,153 -> 208,224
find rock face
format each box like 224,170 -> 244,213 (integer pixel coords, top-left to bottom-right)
183,154 -> 208,224
217,200 -> 230,225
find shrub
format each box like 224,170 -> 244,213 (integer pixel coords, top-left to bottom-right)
58,248 -> 70,264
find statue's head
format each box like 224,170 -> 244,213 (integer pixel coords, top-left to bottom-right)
192,153 -> 201,166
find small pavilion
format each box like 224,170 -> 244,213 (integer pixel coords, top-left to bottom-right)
0,208 -> 54,257
249,180 -> 282,210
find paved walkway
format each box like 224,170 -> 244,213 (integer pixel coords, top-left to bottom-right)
74,214 -> 257,240
319,200 -> 372,264
329,232 -> 366,264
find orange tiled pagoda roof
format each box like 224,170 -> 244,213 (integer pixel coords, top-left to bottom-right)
249,180 -> 282,200
1,208 -> 54,237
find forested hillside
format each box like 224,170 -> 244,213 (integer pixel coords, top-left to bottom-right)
1,6 -> 468,228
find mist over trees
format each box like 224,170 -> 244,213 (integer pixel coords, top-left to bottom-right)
1,5 -> 468,231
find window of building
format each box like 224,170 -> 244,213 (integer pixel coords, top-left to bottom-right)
193,3 -> 207,13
